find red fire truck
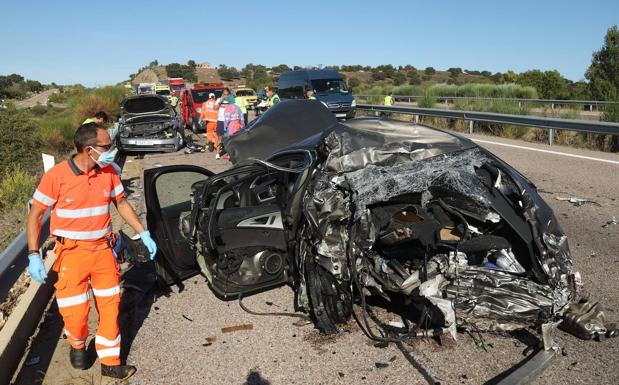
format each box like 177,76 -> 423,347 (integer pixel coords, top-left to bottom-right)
168,78 -> 185,96
180,82 -> 225,133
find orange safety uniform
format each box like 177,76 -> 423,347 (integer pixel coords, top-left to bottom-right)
32,156 -> 125,366
200,99 -> 220,149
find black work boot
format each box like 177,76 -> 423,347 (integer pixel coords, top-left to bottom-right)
69,347 -> 87,370
101,364 -> 137,381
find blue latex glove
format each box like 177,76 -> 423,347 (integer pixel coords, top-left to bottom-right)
139,230 -> 157,260
28,254 -> 47,284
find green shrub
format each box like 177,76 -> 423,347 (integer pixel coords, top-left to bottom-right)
0,164 -> 36,209
417,88 -> 437,108
38,114 -> 75,154
0,109 -> 42,175
74,93 -> 120,125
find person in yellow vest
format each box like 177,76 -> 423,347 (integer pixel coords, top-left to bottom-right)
200,93 -> 220,152
83,111 -> 109,125
170,94 -> 179,108
235,94 -> 249,126
306,88 -> 316,100
384,92 -> 394,106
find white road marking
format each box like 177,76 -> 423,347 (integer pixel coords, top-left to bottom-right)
471,139 -> 619,166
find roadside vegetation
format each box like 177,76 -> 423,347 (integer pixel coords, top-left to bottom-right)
0,84 -> 128,248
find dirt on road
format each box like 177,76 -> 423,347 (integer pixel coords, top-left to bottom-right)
14,89 -> 59,109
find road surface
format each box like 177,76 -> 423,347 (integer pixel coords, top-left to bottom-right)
13,128 -> 619,385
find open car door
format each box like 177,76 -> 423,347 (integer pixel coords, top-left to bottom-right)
144,165 -> 214,286
196,164 -> 292,297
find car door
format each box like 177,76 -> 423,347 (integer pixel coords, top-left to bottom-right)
196,164 -> 293,297
144,165 -> 214,287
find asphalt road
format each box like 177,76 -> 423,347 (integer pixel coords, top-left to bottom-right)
13,127 -> 619,385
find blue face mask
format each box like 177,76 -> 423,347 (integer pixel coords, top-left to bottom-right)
89,146 -> 116,168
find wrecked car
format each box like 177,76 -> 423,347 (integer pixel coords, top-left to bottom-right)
144,100 -> 616,363
117,94 -> 185,153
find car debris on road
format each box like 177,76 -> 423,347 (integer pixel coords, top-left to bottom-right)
140,100 -> 617,382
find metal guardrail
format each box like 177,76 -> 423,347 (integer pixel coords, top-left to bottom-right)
0,211 -> 50,302
355,95 -> 619,111
356,104 -> 619,145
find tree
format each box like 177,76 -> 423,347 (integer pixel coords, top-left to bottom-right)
348,77 -> 360,89
407,70 -> 421,85
270,64 -> 291,74
393,72 -> 407,86
447,67 -> 462,77
187,60 -> 196,68
502,70 -> 518,83
217,65 -> 240,80
149,60 -> 159,67
586,25 -> 619,100
424,67 -> 436,75
165,63 -> 197,82
371,69 -> 386,81
516,70 -> 567,99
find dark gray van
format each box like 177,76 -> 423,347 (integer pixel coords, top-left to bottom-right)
278,69 -> 355,119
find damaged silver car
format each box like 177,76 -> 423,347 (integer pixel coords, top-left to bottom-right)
144,100 -> 616,381
117,94 -> 185,153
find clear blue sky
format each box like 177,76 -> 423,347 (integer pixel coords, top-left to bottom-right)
1,0 -> 617,86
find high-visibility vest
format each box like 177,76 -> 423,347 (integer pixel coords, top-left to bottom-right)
201,100 -> 219,122
83,118 -> 95,124
266,94 -> 280,107
308,95 -> 316,100
384,95 -> 393,106
235,97 -> 248,114
32,157 -> 124,240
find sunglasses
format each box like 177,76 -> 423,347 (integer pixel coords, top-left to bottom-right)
92,143 -> 113,151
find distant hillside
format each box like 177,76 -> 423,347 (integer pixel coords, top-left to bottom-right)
131,66 -> 224,85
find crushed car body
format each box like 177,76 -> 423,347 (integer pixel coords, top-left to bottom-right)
144,99 -> 616,380
117,94 -> 185,153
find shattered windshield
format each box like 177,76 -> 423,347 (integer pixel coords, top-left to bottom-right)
310,78 -> 349,94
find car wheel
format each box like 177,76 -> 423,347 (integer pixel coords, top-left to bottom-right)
175,130 -> 185,151
191,121 -> 200,134
305,257 -> 352,334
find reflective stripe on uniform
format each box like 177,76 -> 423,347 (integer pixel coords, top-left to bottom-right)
64,329 -> 86,345
92,285 -> 120,297
33,189 -> 56,206
96,347 -> 121,358
110,183 -> 124,198
53,226 -> 112,240
95,334 -> 121,347
57,292 -> 89,308
56,204 -> 109,218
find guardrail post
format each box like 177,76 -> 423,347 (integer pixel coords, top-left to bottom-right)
548,129 -> 554,145
469,120 -> 474,134
589,104 -> 593,112
414,115 -> 419,123
551,103 -> 555,111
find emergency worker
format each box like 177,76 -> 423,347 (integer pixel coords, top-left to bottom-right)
170,93 -> 179,108
384,92 -> 394,106
83,111 -> 109,125
265,86 -> 280,108
200,93 -> 220,152
234,94 -> 248,125
306,88 -> 316,100
26,123 -> 157,381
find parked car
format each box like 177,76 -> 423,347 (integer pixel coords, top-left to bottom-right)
116,94 -> 185,153
278,69 -> 355,119
144,100 -> 615,359
180,83 -> 225,133
234,87 -> 258,109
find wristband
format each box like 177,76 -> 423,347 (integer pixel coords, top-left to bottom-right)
28,251 -> 40,257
